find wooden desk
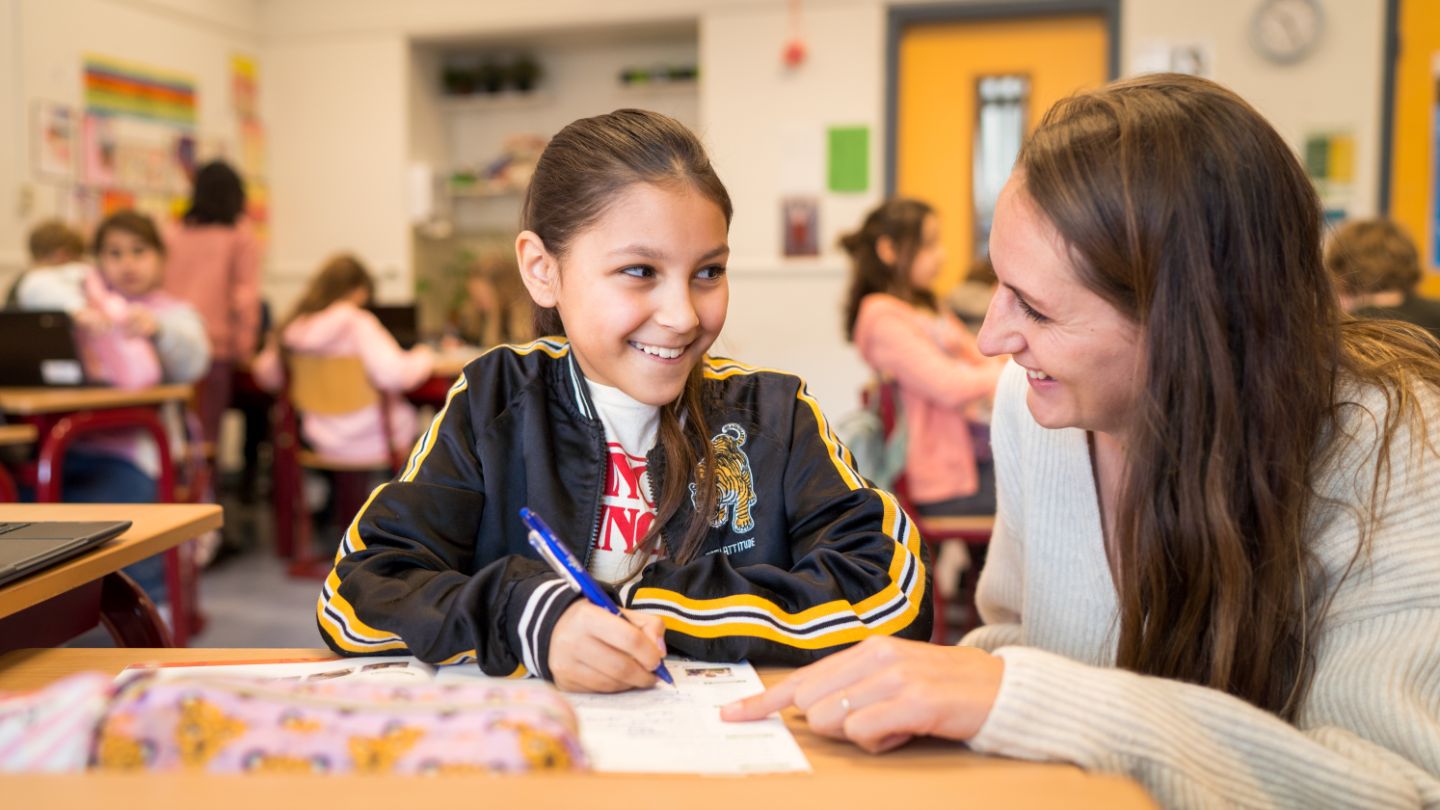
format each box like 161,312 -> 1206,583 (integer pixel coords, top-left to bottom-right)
0,384 -> 193,416
0,384 -> 201,644
0,423 -> 39,446
0,647 -> 1154,809
918,513 -> 995,539
0,504 -> 221,654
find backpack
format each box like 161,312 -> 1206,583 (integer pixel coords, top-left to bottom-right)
834,386 -> 908,490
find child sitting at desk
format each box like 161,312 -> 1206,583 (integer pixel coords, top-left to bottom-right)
317,109 -> 931,693
6,219 -> 86,309
15,211 -> 209,600
251,254 -> 435,465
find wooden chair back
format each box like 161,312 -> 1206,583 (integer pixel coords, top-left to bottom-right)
287,355 -> 379,416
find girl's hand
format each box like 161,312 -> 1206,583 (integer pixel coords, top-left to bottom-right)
72,307 -> 110,334
548,603 -> 667,693
720,636 -> 1004,753
123,307 -> 158,338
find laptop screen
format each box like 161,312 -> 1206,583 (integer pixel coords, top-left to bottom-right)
368,305 -> 420,349
0,311 -> 87,386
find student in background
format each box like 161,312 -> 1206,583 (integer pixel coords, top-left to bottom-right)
17,211 -> 209,599
1325,217 -> 1440,345
163,160 -> 262,446
251,254 -> 434,465
6,220 -> 87,308
319,109 -> 930,692
445,253 -> 532,348
842,199 -> 1005,518
17,211 -> 210,394
725,74 -> 1440,807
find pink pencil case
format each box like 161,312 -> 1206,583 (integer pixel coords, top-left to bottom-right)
1,671 -> 585,774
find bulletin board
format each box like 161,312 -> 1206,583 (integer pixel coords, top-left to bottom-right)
70,55 -> 198,228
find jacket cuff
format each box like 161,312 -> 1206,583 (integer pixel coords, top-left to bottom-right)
505,573 -> 584,682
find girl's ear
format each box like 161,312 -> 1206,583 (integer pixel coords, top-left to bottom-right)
875,235 -> 897,267
515,230 -> 559,308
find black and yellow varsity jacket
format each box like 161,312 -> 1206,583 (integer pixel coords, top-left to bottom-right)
317,338 -> 931,679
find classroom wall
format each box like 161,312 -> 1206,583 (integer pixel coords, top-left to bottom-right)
1,0 -> 1393,417
0,0 -> 261,290
1125,0 -> 1386,220
253,0 -> 1392,416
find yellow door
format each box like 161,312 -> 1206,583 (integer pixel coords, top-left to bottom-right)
897,15 -> 1109,293
1388,0 -> 1440,297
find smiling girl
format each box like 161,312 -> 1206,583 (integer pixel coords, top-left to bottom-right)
318,109 -> 931,692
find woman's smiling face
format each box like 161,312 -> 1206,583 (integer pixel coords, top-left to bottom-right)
977,175 -> 1146,438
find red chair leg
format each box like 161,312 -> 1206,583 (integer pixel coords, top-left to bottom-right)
100,571 -> 175,648
0,467 -> 16,502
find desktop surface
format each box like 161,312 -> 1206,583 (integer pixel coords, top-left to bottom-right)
0,647 -> 1155,809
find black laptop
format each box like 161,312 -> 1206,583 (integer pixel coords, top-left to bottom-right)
0,520 -> 132,587
368,304 -> 420,349
0,310 -> 87,386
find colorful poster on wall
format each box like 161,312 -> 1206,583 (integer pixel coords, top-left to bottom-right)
232,53 -> 268,242
827,126 -> 869,193
78,55 -> 198,228
85,56 -> 196,127
1304,130 -> 1355,226
232,54 -> 259,120
33,102 -> 76,180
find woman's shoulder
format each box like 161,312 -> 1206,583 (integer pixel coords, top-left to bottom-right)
1326,374 -> 1440,459
1313,376 -> 1440,622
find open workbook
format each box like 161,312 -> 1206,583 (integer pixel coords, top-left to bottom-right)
119,655 -> 810,775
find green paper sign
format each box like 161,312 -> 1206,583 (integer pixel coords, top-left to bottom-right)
828,126 -> 869,193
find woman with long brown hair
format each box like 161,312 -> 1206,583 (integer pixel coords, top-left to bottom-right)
726,74 -> 1440,807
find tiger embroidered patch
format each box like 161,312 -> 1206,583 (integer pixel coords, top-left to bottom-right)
690,423 -> 758,533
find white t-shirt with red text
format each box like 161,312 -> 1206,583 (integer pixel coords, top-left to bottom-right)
584,379 -> 662,585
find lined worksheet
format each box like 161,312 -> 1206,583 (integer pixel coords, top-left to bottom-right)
549,661 -> 811,774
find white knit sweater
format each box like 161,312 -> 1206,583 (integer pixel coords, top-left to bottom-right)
962,362 -> 1440,808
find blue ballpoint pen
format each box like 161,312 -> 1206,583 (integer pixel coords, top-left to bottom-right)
519,507 -> 675,686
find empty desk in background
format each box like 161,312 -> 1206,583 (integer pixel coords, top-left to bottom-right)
0,646 -> 1155,809
0,384 -> 192,503
0,384 -> 203,645
0,503 -> 221,655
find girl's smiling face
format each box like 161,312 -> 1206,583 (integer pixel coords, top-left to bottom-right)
97,229 -> 164,298
517,181 -> 730,406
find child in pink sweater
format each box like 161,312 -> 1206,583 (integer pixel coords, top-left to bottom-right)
251,254 -> 434,464
842,198 -> 1005,517
15,210 -> 209,602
